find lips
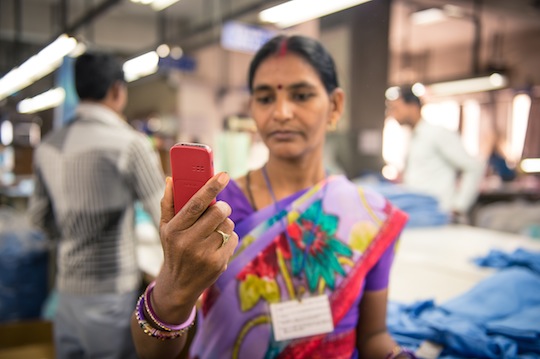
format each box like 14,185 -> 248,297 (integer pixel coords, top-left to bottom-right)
268,130 -> 300,141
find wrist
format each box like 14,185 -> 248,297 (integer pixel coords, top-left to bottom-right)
151,280 -> 199,325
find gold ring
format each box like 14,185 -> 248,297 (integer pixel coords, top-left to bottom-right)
216,230 -> 230,248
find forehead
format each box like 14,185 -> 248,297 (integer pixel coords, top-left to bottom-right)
252,53 -> 323,88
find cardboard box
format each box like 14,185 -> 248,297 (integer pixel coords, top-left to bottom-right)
0,320 -> 55,359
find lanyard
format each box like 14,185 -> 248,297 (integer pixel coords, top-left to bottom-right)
261,165 -> 328,285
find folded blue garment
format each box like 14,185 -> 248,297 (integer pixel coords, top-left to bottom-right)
359,182 -> 450,228
388,268 -> 540,358
486,306 -> 540,340
474,248 -> 540,273
441,267 -> 540,324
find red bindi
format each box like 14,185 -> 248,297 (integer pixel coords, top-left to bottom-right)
277,84 -> 283,90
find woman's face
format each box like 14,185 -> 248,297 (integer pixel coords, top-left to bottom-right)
249,53 -> 344,161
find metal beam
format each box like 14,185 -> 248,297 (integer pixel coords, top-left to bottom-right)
54,0 -> 122,38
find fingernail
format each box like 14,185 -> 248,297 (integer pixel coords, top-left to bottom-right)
214,201 -> 230,215
217,172 -> 229,185
166,177 -> 172,185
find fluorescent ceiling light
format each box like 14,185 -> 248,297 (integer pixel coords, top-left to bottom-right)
411,8 -> 447,25
0,34 -> 78,101
259,0 -> 372,28
426,73 -> 508,97
123,51 -> 159,82
520,158 -> 540,173
69,42 -> 87,58
151,0 -> 180,11
130,0 -> 179,11
18,88 -> 66,114
1,121 -> 13,146
411,5 -> 465,25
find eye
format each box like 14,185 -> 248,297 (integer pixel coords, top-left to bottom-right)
255,94 -> 274,105
292,92 -> 314,102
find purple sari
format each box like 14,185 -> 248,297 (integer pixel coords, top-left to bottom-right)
190,175 -> 407,359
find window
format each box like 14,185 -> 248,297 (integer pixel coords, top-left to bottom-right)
509,94 -> 531,163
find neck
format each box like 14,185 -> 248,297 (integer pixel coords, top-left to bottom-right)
264,156 -> 326,198
410,112 -> 422,128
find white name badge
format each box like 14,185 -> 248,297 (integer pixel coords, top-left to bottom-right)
269,295 -> 334,341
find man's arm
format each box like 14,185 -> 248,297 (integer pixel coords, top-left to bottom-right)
27,165 -> 58,238
124,135 -> 166,227
436,130 -> 485,214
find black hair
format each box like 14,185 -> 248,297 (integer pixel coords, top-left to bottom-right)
399,86 -> 423,107
248,35 -> 339,94
74,52 -> 125,101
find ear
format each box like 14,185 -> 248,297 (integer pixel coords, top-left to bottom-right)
109,81 -> 124,100
327,88 -> 345,131
104,81 -> 127,113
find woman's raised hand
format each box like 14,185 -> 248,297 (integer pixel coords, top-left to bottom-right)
151,172 -> 238,324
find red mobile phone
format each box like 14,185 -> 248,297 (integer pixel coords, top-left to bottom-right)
169,142 -> 215,214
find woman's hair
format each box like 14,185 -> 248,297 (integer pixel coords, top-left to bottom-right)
248,35 -> 339,94
75,52 -> 125,101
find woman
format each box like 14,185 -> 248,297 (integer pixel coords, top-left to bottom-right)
131,35 -> 413,359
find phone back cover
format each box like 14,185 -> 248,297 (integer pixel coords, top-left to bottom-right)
170,145 -> 214,214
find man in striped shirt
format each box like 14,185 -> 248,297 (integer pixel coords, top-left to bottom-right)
29,52 -> 165,358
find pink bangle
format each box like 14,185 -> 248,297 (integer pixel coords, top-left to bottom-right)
143,281 -> 196,332
135,294 -> 186,340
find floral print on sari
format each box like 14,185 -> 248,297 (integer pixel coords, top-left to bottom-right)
237,199 -> 355,313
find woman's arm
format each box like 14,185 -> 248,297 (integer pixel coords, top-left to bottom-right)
356,288 -> 414,359
131,173 -> 238,359
356,288 -> 397,359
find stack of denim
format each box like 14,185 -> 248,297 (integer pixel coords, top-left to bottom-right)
357,181 -> 450,228
388,265 -> 540,358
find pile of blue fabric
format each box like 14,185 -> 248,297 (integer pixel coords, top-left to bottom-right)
0,211 -> 49,323
357,181 -> 449,228
388,248 -> 540,359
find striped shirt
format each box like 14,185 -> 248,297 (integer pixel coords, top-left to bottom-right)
28,103 -> 165,294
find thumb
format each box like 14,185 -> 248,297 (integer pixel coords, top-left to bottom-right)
160,177 -> 175,225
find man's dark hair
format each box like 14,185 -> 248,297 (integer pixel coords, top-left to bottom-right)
399,87 -> 422,107
75,52 -> 125,101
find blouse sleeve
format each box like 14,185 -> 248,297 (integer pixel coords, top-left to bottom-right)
364,235 -> 398,291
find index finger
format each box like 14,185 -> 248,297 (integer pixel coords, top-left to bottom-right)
172,172 -> 230,230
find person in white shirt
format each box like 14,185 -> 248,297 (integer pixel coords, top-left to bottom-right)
386,87 -> 485,222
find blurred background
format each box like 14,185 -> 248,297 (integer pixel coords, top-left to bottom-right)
0,0 -> 539,357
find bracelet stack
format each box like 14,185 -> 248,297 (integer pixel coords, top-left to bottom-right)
385,345 -> 417,359
135,281 -> 196,340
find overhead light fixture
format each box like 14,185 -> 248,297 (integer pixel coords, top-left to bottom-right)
17,88 -> 66,114
1,121 -> 13,146
130,0 -> 180,11
411,8 -> 447,25
520,158 -> 540,173
425,73 -> 508,97
69,42 -> 87,58
150,0 -> 180,11
411,5 -> 466,25
259,0 -> 372,28
385,83 -> 426,100
123,51 -> 160,82
0,34 -> 78,101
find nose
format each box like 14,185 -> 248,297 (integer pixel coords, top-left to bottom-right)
273,95 -> 292,122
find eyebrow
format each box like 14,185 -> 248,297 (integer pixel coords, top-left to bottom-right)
252,81 -> 317,93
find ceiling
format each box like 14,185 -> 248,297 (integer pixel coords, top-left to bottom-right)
2,0 -> 539,57
0,0 -> 539,93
